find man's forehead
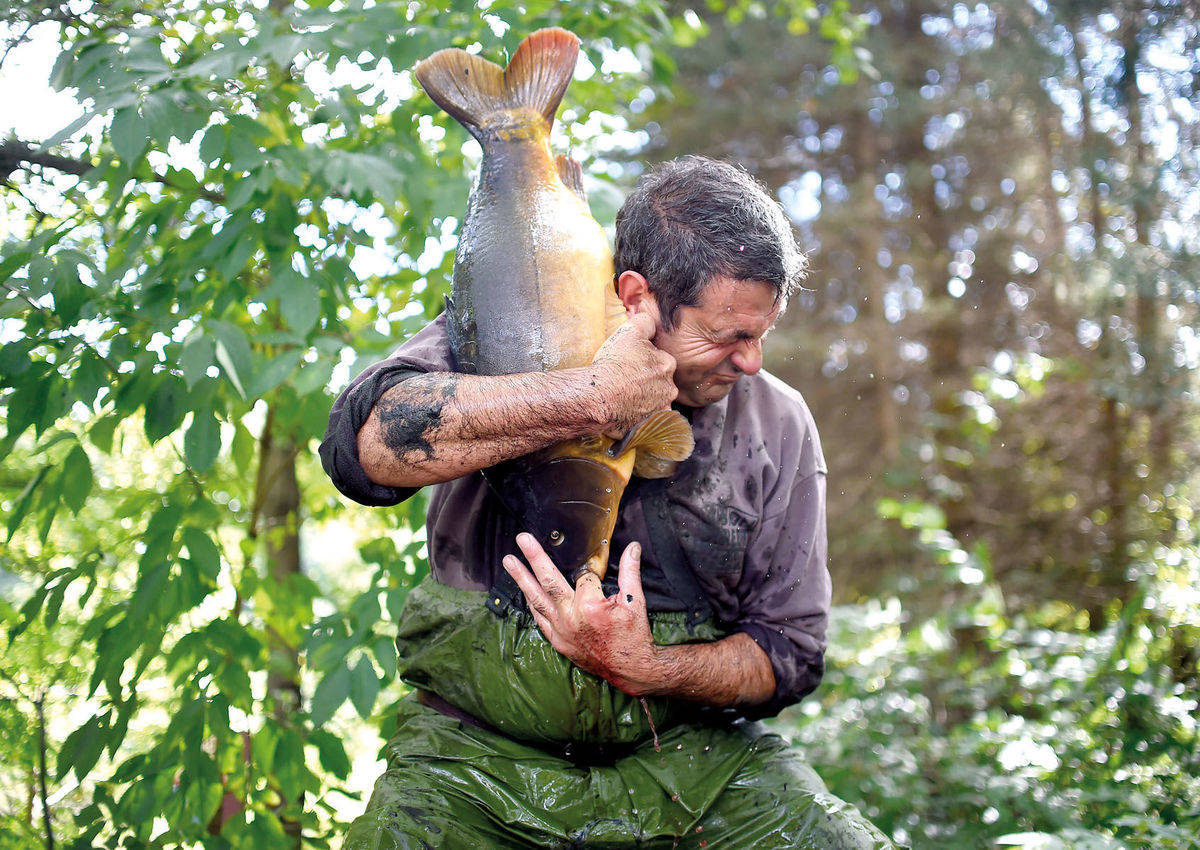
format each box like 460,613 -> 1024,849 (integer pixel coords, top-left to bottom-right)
696,277 -> 780,328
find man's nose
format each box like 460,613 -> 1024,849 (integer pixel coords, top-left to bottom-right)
730,341 -> 763,375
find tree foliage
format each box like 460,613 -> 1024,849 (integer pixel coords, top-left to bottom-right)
0,0 -> 736,843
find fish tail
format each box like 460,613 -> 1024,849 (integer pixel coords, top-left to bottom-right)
505,28 -> 580,125
414,28 -> 580,138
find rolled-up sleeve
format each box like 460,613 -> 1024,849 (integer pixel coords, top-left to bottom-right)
318,315 -> 454,507
736,469 -> 830,716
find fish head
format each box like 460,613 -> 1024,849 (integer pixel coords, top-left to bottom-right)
484,441 -> 635,583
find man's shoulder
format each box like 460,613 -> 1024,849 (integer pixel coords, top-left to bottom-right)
722,369 -> 826,477
733,369 -> 818,427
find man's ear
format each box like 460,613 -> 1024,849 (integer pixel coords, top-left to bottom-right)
616,271 -> 660,322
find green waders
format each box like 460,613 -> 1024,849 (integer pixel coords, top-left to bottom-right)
343,578 -> 896,849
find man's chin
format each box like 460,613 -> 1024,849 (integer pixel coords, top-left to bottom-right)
678,378 -> 738,408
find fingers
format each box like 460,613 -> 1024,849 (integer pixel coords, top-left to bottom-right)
616,541 -> 644,606
514,532 -> 573,601
625,311 -> 656,339
574,571 -> 606,605
502,553 -> 556,619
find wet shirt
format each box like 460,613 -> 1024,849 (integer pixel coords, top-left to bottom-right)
319,314 -> 831,715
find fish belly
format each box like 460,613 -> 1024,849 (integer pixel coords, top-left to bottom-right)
452,169 -> 612,376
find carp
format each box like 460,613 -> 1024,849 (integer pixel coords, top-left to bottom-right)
414,28 -> 693,580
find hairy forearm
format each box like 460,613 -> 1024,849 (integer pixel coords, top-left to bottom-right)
636,632 -> 776,708
357,368 -> 611,488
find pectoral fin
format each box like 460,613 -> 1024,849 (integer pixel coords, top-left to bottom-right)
609,410 -> 695,479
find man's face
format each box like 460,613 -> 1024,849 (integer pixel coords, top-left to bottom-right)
651,276 -> 780,408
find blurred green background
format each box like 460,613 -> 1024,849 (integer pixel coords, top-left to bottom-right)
0,0 -> 1195,847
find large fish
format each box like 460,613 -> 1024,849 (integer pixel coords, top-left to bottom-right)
414,28 -> 693,580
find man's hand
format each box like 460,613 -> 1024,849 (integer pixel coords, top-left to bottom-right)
502,533 -> 661,696
590,313 -> 678,436
502,531 -> 778,707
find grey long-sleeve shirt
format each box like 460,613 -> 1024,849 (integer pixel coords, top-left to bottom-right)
319,314 -> 831,715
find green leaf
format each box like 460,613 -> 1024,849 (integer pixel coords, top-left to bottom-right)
310,660 -> 351,727
310,729 -> 351,780
372,636 -> 398,679
184,410 -> 221,472
231,422 -> 255,470
144,375 -> 187,442
181,526 -> 221,582
61,444 -> 93,513
198,123 -> 228,164
246,349 -> 302,399
0,249 -> 32,284
281,273 -> 322,334
142,89 -> 187,146
178,333 -> 214,389
42,110 -> 95,148
6,465 -> 49,540
210,322 -> 252,400
58,715 -> 109,782
349,655 -> 380,718
141,502 -> 184,569
109,106 -> 147,164
89,414 -> 119,453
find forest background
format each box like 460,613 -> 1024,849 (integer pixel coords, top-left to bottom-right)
0,0 -> 1196,848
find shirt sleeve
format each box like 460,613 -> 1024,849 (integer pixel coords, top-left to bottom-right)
318,315 -> 454,507
735,469 -> 830,717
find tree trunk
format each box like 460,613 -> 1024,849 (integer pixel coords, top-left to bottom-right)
1070,16 -> 1127,611
850,110 -> 901,465
253,405 -> 303,846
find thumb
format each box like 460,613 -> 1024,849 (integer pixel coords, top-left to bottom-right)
617,541 -> 644,606
625,312 -> 656,340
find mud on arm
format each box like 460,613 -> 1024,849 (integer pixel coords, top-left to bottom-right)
357,314 -> 678,489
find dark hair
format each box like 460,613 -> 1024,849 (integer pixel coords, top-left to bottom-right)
613,156 -> 806,328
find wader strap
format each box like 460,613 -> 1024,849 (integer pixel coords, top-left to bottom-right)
642,484 -> 712,631
486,567 -> 523,617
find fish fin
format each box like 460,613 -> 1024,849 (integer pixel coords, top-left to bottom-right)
556,154 -> 587,201
413,49 -> 506,139
604,282 -> 627,336
612,410 -> 695,480
504,28 -> 580,126
632,453 -> 680,480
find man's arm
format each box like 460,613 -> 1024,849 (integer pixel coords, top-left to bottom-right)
502,533 -> 776,708
357,313 -> 678,488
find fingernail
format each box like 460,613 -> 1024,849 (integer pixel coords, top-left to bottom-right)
516,532 -> 531,546
502,555 -> 516,570
631,542 -> 641,559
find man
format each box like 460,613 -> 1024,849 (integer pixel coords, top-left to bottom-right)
321,156 -> 894,848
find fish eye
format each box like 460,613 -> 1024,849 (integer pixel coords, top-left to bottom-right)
549,530 -> 564,545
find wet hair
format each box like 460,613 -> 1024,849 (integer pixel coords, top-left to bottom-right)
614,155 -> 806,329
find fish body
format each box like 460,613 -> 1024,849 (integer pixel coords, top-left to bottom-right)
415,29 -> 692,579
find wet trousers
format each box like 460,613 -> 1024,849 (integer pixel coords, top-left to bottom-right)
343,695 -> 895,849
342,578 -> 895,849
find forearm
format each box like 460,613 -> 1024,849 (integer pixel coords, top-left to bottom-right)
633,632 -> 776,708
357,368 -> 611,488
